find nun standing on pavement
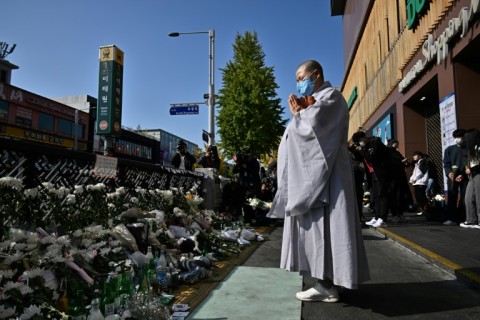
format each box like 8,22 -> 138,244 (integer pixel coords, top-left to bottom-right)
268,60 -> 370,303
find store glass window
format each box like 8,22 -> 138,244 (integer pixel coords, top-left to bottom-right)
58,118 -> 73,136
0,100 -> 8,121
38,113 -> 54,132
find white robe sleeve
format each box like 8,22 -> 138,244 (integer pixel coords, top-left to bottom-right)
284,84 -> 348,216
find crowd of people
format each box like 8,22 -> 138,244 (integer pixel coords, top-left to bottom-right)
348,127 -> 480,229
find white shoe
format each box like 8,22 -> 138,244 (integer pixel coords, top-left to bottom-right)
295,283 -> 339,302
365,218 -> 377,226
443,220 -> 456,226
372,218 -> 387,228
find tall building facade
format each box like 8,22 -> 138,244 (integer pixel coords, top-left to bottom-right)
332,0 -> 480,190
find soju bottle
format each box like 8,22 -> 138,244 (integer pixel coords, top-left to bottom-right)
87,298 -> 104,320
68,289 -> 86,320
101,274 -> 115,316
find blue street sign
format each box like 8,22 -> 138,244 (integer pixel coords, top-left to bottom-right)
169,105 -> 199,115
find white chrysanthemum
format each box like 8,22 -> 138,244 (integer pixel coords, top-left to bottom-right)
93,183 -> 106,191
19,304 -> 41,319
46,243 -> 62,254
39,235 -> 56,245
81,238 -> 94,248
20,285 -> 34,295
0,305 -> 16,319
25,243 -> 37,251
13,243 -> 28,251
0,239 -> 13,251
109,240 -> 121,247
135,187 -> 147,194
24,187 -> 39,198
3,281 -> 21,291
89,241 -> 107,250
52,256 -> 66,263
66,194 -> 76,204
24,268 -> 45,279
4,252 -> 23,265
74,185 -> 84,195
0,269 -> 16,279
112,247 -> 122,253
99,247 -> 111,256
72,230 -> 83,237
106,192 -> 118,199
0,176 -> 24,190
130,197 -> 139,204
42,182 -> 54,190
203,209 -> 215,217
56,235 -> 71,246
84,225 -> 104,234
170,187 -> 179,193
116,186 -> 126,194
107,203 -> 116,208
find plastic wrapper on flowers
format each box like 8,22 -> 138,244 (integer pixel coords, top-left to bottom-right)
247,197 -> 272,211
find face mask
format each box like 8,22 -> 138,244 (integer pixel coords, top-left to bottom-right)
454,138 -> 462,145
359,141 -> 366,147
297,73 -> 316,96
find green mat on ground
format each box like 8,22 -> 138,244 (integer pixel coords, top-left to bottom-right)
188,266 -> 302,320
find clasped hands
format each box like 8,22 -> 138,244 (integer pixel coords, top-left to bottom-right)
288,94 -> 315,115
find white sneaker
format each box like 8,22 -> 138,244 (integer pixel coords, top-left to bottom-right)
365,218 -> 377,226
460,222 -> 478,228
372,218 -> 387,228
295,283 -> 339,302
443,220 -> 456,226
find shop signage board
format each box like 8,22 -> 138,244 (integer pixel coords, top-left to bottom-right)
439,93 -> 457,191
96,45 -> 124,136
399,0 -> 480,93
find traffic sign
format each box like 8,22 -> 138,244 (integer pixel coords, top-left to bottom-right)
169,104 -> 199,115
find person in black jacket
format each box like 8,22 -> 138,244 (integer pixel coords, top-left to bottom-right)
387,139 -> 411,223
443,129 -> 468,225
171,140 -> 196,170
352,132 -> 391,227
197,145 -> 220,170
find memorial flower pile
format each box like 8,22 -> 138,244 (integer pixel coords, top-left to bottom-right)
0,177 -> 261,319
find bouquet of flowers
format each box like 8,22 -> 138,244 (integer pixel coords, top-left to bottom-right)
247,198 -> 272,211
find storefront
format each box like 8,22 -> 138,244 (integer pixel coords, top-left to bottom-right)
336,0 -> 480,191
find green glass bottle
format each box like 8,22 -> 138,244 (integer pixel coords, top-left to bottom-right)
68,289 -> 86,320
101,274 -> 115,316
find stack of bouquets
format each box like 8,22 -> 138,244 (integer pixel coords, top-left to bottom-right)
0,179 -> 261,318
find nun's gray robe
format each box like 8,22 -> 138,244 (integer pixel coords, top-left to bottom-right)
268,82 -> 370,289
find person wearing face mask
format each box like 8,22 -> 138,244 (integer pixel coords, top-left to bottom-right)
268,60 -> 370,303
443,129 -> 468,225
349,132 -> 368,223
409,151 -> 429,215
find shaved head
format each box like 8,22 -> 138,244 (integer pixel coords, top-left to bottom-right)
297,60 -> 324,82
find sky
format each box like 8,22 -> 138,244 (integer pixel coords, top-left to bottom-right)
2,0 -> 344,147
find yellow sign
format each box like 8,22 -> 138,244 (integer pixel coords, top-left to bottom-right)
99,45 -> 124,65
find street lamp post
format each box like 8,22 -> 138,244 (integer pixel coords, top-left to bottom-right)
168,30 -> 215,145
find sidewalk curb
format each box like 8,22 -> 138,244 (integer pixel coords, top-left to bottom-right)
374,227 -> 480,292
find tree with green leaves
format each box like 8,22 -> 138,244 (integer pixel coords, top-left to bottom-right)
216,31 -> 287,159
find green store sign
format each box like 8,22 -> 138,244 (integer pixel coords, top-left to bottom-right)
347,86 -> 357,110
406,0 -> 430,30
